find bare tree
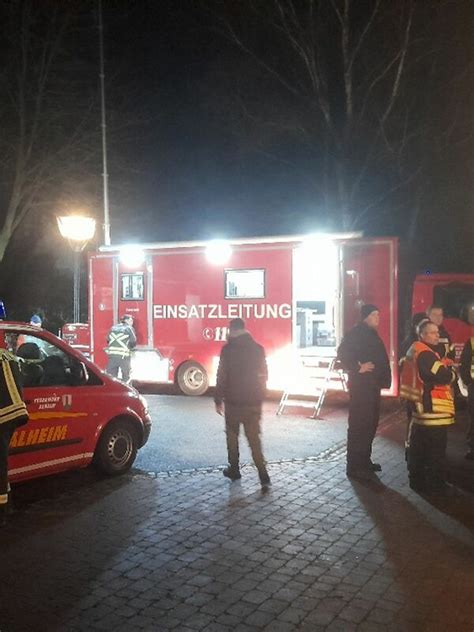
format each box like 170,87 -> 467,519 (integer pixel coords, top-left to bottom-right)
206,0 -> 470,232
0,1 -> 102,263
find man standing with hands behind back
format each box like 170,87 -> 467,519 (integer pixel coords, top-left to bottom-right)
337,304 -> 392,480
214,318 -> 270,488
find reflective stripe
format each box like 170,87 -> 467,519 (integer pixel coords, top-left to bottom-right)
106,332 -> 132,357
430,360 -> 443,375
0,493 -> 7,505
8,452 -> 95,477
413,416 -> 455,426
3,361 -> 23,407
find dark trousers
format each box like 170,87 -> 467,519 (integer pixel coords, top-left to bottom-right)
0,421 -> 18,506
106,355 -> 132,382
347,383 -> 381,470
407,423 -> 448,487
225,404 -> 267,473
467,385 -> 474,451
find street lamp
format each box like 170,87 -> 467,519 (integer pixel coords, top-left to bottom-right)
57,215 -> 96,323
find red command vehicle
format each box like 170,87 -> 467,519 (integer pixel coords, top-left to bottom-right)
86,234 -> 399,396
412,273 -> 474,360
1,322 -> 151,483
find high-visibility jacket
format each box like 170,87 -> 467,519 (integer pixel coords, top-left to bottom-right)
400,341 -> 455,426
0,349 -> 29,427
105,323 -> 137,358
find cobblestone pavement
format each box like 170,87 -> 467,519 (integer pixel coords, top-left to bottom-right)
1,413 -> 473,632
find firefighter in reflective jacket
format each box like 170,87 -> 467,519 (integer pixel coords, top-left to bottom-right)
400,320 -> 456,493
459,337 -> 474,460
0,349 -> 29,525
105,315 -> 137,383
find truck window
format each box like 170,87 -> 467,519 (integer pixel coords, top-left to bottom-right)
121,272 -> 144,300
433,283 -> 474,323
225,269 -> 265,299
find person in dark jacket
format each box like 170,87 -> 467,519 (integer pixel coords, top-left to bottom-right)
337,304 -> 392,480
214,318 -> 270,487
105,315 -> 137,383
0,349 -> 29,526
460,337 -> 474,460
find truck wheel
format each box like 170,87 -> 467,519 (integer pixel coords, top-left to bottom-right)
94,419 -> 138,475
177,361 -> 209,396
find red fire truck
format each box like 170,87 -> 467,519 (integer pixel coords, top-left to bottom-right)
64,234 -> 399,396
411,272 -> 474,360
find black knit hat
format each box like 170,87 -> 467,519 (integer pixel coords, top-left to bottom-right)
360,304 -> 379,320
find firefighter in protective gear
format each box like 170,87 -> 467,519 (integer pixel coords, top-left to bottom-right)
105,315 -> 137,383
459,337 -> 474,460
0,349 -> 29,526
400,320 -> 456,493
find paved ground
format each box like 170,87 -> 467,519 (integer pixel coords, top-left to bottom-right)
134,392 -> 362,473
1,406 -> 473,632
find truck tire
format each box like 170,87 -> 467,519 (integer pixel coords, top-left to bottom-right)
94,418 -> 139,475
177,361 -> 209,396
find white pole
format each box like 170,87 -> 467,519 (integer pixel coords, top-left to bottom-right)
98,0 -> 111,246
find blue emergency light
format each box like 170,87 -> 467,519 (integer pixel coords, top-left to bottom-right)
0,300 -> 6,320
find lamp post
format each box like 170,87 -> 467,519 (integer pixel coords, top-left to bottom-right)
57,215 -> 96,323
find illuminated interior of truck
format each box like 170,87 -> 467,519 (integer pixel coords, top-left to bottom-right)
293,237 -> 339,358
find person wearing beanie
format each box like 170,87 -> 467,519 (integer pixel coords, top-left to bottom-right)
337,304 -> 392,480
214,318 -> 270,488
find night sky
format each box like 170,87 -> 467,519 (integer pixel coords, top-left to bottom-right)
0,0 -> 473,324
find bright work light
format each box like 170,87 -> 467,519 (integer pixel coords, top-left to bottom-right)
206,240 -> 232,265
120,245 -> 145,268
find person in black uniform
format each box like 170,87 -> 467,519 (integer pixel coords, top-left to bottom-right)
426,305 -> 456,361
214,318 -> 270,487
459,337 -> 474,460
337,304 -> 392,480
0,348 -> 29,526
105,315 -> 137,383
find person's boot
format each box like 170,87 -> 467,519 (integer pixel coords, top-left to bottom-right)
258,467 -> 271,488
223,466 -> 241,481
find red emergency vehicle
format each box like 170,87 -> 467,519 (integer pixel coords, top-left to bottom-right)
80,234 -> 399,396
1,322 -> 152,483
412,273 -> 474,360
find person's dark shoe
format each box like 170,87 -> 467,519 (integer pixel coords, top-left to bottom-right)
0,506 -> 7,528
223,467 -> 241,481
346,468 -> 375,481
259,471 -> 271,487
465,451 -> 474,461
369,461 -> 382,472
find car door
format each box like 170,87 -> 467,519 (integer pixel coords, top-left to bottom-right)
8,334 -> 92,482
